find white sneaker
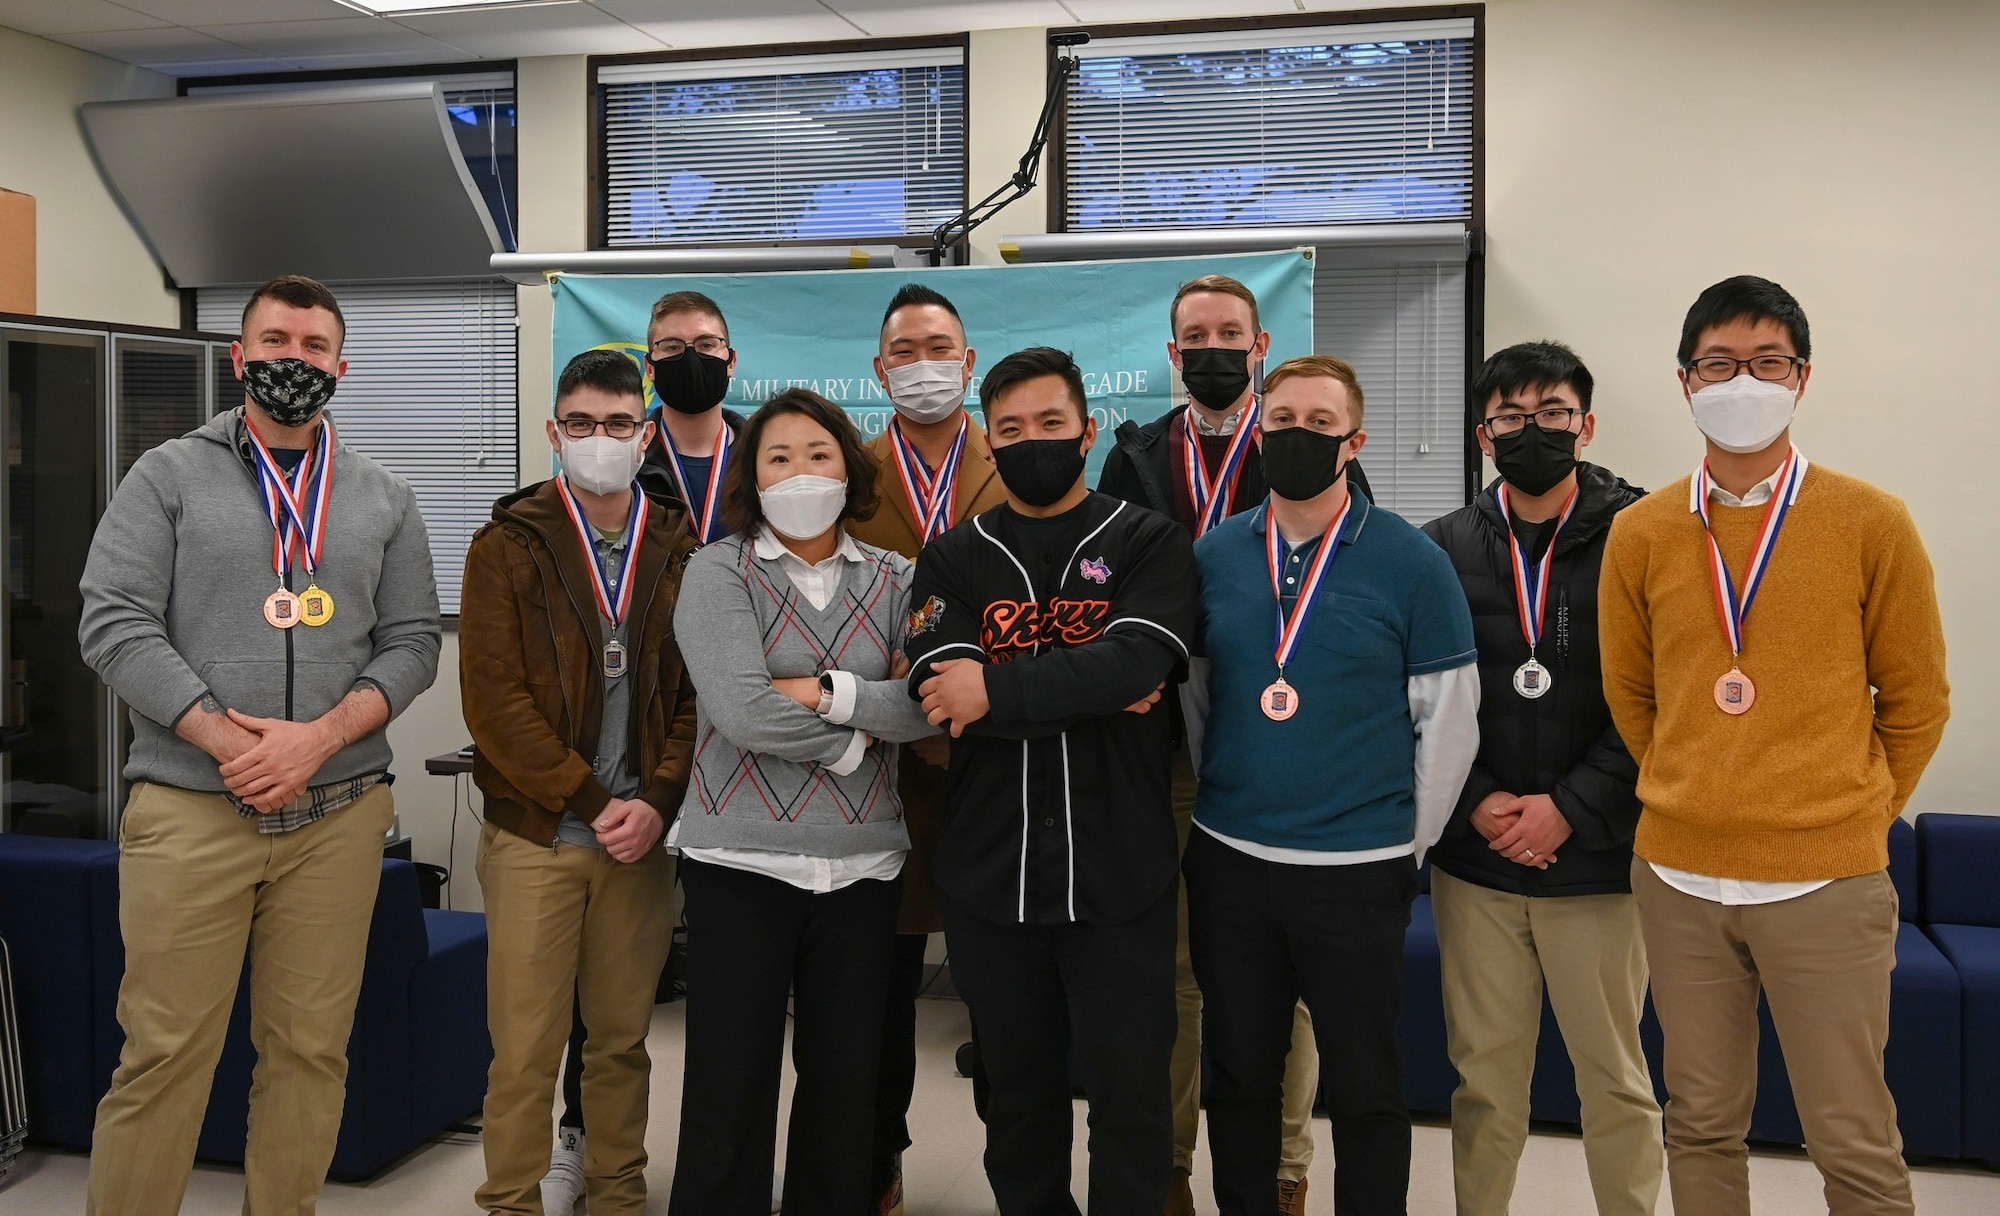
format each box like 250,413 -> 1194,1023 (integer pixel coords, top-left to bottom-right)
540,1127 -> 586,1216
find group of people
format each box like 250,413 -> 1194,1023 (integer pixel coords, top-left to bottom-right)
75,266 -> 1948,1216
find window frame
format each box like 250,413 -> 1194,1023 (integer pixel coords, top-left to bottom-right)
586,34 -> 972,253
1045,4 -> 1487,503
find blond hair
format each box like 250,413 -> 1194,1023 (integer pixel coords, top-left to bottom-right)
1169,274 -> 1260,336
1262,355 -> 1364,427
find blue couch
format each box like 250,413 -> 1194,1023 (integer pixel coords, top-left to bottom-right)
0,835 -> 491,1181
1916,812 -> 2000,1166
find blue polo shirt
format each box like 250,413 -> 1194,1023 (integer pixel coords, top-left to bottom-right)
1194,496 -> 1475,852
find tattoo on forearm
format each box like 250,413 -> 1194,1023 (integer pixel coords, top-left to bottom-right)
200,694 -> 223,715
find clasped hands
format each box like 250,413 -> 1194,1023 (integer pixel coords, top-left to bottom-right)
1470,790 -> 1572,869
214,710 -> 343,814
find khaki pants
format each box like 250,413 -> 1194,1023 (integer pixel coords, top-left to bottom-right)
87,781 -> 396,1216
475,823 -> 675,1216
1632,860 -> 1911,1216
1432,869 -> 1662,1216
1170,747 -> 1317,1179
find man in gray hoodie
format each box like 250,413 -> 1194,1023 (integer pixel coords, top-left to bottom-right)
77,275 -> 441,1216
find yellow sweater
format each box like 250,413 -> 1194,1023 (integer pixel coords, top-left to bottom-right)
1598,464 -> 1949,881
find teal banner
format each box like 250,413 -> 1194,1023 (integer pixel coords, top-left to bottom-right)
549,249 -> 1314,480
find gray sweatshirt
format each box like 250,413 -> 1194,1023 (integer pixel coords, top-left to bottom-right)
79,409 -> 442,792
673,532 -> 935,857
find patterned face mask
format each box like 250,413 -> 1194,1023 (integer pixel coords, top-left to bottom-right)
242,357 -> 338,427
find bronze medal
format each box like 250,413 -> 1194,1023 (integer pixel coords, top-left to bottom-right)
263,588 -> 301,629
1714,667 -> 1756,715
1260,679 -> 1299,722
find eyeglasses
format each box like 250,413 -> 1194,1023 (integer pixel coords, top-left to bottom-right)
649,337 -> 728,359
556,416 -> 643,440
1684,355 -> 1805,384
1482,407 -> 1583,438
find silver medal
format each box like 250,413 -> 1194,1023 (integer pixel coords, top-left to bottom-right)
1512,658 -> 1552,699
602,639 -> 628,680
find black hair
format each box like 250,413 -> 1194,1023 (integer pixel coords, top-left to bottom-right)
721,389 -> 881,534
555,348 -> 645,408
880,282 -> 963,332
1471,340 -> 1595,420
979,346 -> 1088,424
1677,275 -> 1811,366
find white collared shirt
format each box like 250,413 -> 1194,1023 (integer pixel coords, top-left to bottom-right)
672,525 -> 905,893
1652,450 -> 1828,906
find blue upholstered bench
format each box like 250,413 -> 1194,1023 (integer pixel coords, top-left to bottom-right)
1917,812 -> 2000,1166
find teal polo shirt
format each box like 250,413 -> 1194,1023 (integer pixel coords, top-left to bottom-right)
1193,496 -> 1476,852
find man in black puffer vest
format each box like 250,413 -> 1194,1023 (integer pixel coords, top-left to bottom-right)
1421,341 -> 1663,1216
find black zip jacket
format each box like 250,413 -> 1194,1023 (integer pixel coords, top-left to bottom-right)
637,407 -> 746,525
1095,403 -> 1373,522
1420,462 -> 1645,897
906,494 -> 1197,926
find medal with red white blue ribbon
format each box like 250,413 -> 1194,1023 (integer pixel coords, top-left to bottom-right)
1495,482 -> 1578,699
246,418 -> 336,629
1259,493 -> 1352,721
659,420 -> 730,544
1183,403 -> 1259,536
1691,445 -> 1807,715
889,416 -> 968,545
557,475 -> 650,679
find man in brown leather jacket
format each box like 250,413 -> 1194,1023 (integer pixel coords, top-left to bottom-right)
459,349 -> 698,1216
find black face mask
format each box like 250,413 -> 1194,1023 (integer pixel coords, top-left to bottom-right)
1259,425 -> 1355,501
1178,346 -> 1253,412
242,357 -> 337,427
649,348 -> 731,415
992,436 -> 1088,508
1489,423 -> 1580,497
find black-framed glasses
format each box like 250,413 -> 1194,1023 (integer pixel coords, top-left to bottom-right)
649,336 -> 729,359
1684,354 -> 1805,384
1482,407 -> 1583,438
556,416 -> 643,440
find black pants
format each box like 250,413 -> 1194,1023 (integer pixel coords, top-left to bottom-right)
1184,829 -> 1417,1216
870,931 -> 932,1195
941,884 -> 1178,1216
668,857 -> 902,1216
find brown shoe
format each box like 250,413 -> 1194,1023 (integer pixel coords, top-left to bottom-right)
1165,1165 -> 1195,1216
1276,1175 -> 1308,1216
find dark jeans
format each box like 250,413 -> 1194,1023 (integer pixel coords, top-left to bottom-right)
870,931 -> 932,1196
667,858 -> 902,1216
941,883 -> 1178,1216
1184,829 -> 1417,1216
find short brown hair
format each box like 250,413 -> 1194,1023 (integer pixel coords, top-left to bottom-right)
1262,355 -> 1365,427
1169,274 -> 1260,336
649,290 -> 729,341
241,275 -> 345,346
722,389 -> 880,535
978,346 -> 1089,425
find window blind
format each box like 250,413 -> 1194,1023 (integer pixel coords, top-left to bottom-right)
599,47 -> 966,247
198,279 -> 518,615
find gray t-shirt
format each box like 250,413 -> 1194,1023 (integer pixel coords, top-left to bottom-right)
556,525 -> 641,849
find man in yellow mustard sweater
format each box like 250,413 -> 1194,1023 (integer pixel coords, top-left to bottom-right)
1598,275 -> 1949,1216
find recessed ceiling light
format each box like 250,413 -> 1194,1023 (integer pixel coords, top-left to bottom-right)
336,0 -> 580,16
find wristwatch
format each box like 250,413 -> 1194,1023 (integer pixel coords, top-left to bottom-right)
816,672 -> 836,717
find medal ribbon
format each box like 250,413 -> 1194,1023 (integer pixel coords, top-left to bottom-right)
1691,446 -> 1806,657
245,418 -> 335,578
1263,494 -> 1352,675
557,476 -> 649,626
659,419 -> 731,544
1494,482 -> 1579,655
889,416 -> 968,545
1183,403 -> 1260,537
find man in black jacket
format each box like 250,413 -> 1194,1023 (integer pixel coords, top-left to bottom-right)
1421,341 -> 1662,1216
910,346 -> 1197,1216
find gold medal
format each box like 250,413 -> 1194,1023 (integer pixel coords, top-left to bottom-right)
299,583 -> 335,627
263,588 -> 301,629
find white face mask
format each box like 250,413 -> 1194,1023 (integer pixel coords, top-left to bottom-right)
759,474 -> 848,541
559,433 -> 645,495
885,358 -> 969,425
1688,374 -> 1797,455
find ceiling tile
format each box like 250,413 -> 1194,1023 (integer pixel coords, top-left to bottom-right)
58,23 -> 264,64
393,2 -> 668,58
0,0 -> 171,36
828,1 -> 1073,38
116,0 -> 353,23
191,14 -> 459,57
1063,0 -> 1302,22
595,0 -> 863,49
283,46 -> 479,67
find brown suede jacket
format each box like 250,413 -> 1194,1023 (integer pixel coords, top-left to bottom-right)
459,478 -> 698,847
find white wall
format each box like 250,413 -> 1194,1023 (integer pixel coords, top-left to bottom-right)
0,24 -> 177,327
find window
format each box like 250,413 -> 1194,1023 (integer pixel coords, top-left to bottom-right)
1053,15 -> 1480,524
597,44 -> 966,248
198,280 -> 517,616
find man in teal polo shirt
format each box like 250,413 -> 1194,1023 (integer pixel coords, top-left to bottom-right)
1186,354 -> 1479,1216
